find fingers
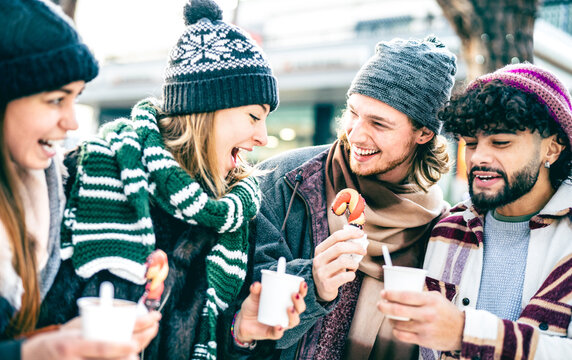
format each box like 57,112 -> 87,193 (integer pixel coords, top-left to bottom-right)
60,316 -> 82,331
286,282 -> 307,329
133,311 -> 161,352
314,268 -> 357,302
314,227 -> 365,256
134,311 -> 162,331
380,290 -> 428,306
239,282 -> 262,318
249,281 -> 262,298
392,327 -> 420,345
72,338 -> 139,359
263,325 -> 286,340
298,281 -> 308,298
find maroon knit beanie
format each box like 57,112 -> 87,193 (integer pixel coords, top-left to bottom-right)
470,63 -> 572,147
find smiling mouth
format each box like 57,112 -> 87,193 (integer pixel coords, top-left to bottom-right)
39,139 -> 58,152
474,174 -> 502,182
353,146 -> 380,156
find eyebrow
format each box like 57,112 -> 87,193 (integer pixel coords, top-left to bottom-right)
258,104 -> 270,113
55,85 -> 86,95
348,104 -> 395,126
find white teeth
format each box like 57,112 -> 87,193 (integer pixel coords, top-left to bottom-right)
41,143 -> 52,153
353,146 -> 379,156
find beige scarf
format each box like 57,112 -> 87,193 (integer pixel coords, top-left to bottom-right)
324,140 -> 448,359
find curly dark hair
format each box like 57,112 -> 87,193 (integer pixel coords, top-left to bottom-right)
438,79 -> 571,188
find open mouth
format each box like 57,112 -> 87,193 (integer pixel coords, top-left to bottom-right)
470,169 -> 505,187
474,174 -> 502,182
352,145 -> 380,157
39,139 -> 57,152
231,147 -> 240,166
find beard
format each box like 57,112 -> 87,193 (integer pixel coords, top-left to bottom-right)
342,136 -> 416,177
468,157 -> 541,211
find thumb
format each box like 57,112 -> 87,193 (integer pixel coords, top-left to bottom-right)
249,281 -> 262,303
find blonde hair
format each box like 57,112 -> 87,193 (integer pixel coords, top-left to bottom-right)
0,106 -> 41,336
409,133 -> 450,192
153,104 -> 255,198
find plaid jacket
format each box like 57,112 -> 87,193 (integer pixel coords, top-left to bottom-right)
420,181 -> 572,360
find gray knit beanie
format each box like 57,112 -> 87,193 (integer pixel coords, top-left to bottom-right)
162,0 -> 278,115
347,36 -> 457,134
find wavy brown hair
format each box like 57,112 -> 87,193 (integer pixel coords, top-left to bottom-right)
0,105 -> 41,336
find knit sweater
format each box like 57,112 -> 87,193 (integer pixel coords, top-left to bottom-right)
476,212 -> 530,321
421,181 -> 572,360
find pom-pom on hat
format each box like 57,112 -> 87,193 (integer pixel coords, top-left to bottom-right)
0,0 -> 99,104
347,36 -> 457,135
470,63 -> 572,147
162,0 -> 279,115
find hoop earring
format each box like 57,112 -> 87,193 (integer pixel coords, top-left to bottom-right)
544,161 -> 551,169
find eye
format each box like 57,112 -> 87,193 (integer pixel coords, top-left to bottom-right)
49,97 -> 64,105
492,141 -> 510,147
249,114 -> 260,121
462,138 -> 477,148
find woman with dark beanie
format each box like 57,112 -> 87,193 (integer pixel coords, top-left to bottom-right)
0,0 -> 160,359
38,0 -> 307,359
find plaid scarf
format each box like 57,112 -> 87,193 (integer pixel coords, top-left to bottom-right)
61,98 -> 261,359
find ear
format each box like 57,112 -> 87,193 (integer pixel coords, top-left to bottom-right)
544,134 -> 566,166
415,126 -> 435,145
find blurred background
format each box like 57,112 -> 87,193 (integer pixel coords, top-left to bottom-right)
54,0 -> 572,204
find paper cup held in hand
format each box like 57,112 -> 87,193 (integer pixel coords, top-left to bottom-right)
258,269 -> 304,328
77,297 -> 138,343
383,265 -> 427,321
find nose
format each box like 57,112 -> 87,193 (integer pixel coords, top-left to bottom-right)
345,115 -> 367,143
59,103 -> 79,132
467,143 -> 494,167
253,119 -> 268,147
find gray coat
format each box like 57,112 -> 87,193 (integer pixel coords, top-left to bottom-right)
252,145 -> 337,359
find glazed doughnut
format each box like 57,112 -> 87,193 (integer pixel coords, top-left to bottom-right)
331,188 -> 366,227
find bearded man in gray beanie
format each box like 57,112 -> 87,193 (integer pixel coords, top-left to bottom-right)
250,36 -> 457,360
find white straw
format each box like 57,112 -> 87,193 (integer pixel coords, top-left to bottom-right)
99,281 -> 114,307
381,245 -> 393,267
277,256 -> 286,274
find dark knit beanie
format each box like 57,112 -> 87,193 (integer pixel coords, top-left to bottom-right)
348,36 -> 457,134
0,0 -> 99,104
162,0 -> 279,115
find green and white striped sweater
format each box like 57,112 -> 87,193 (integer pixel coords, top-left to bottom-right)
61,98 -> 261,359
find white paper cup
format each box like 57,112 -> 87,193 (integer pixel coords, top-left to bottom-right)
258,270 -> 304,328
382,265 -> 427,321
77,297 -> 138,343
340,224 -> 369,262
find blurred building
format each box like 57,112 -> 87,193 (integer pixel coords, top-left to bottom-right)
73,0 -> 572,204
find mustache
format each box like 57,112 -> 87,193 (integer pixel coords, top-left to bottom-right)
468,166 -> 507,181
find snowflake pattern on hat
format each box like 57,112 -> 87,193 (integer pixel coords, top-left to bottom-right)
166,19 -> 267,78
162,0 -> 278,115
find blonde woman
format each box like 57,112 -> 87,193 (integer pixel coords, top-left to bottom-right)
39,0 -> 307,359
